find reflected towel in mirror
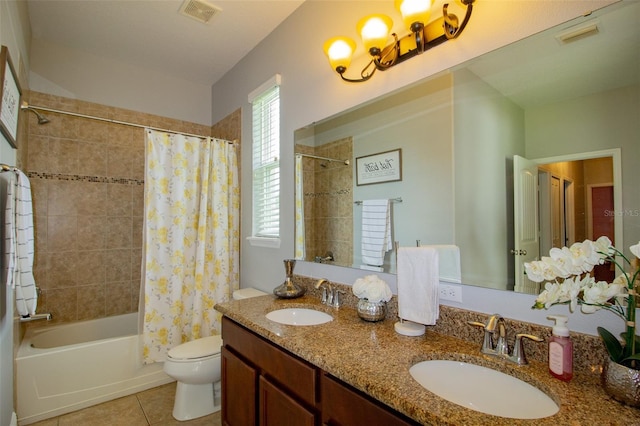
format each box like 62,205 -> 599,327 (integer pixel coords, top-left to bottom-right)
361,199 -> 392,266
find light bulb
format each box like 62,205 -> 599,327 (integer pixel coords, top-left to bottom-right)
323,37 -> 356,73
357,14 -> 393,56
395,0 -> 433,31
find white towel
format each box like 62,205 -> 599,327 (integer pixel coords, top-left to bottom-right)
397,247 -> 439,325
5,170 -> 38,316
359,264 -> 383,272
421,244 -> 461,283
361,199 -> 392,266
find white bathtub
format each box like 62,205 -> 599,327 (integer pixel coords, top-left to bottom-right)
16,313 -> 173,425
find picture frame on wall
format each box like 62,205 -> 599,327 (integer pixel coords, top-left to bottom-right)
0,45 -> 22,148
356,148 -> 402,186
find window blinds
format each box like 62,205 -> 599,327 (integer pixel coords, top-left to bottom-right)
251,78 -> 280,238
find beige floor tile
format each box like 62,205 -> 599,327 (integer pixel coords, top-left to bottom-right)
151,412 -> 221,426
136,382 -> 177,424
58,395 -> 147,426
23,383 -> 221,426
25,418 -> 59,426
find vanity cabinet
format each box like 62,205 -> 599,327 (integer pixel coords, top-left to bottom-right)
221,317 -> 319,425
221,317 -> 419,426
321,374 -> 418,426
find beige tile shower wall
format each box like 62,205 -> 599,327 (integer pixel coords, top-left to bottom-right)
315,138 -> 353,265
302,138 -> 353,265
24,91 -> 212,322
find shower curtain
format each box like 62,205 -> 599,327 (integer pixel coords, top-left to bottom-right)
142,129 -> 239,363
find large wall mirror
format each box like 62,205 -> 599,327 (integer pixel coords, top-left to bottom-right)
294,1 -> 639,293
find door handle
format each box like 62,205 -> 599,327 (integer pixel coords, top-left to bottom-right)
510,249 -> 528,255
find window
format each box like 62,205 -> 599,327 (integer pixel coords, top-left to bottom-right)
250,75 -> 281,242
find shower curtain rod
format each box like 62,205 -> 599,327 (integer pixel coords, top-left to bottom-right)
21,102 -> 236,143
296,153 -> 350,165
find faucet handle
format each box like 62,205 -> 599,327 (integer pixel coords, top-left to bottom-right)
510,333 -> 544,365
320,287 -> 328,304
332,290 -> 346,308
467,321 -> 495,354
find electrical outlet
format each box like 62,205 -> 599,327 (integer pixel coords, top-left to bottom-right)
439,283 -> 463,303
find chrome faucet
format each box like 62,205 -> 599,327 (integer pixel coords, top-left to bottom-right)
314,278 -> 344,308
314,251 -> 335,263
19,313 -> 52,322
468,314 -> 542,365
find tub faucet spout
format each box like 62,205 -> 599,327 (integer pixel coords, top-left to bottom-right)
19,313 -> 52,322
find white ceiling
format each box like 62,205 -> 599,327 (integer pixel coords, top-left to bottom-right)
463,0 -> 639,108
25,0 -> 638,105
26,0 -> 305,87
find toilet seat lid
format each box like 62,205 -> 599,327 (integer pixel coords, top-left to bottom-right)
167,335 -> 223,360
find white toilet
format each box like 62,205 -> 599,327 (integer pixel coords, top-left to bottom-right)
163,287 -> 268,421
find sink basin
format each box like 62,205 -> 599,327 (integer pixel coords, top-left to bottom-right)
409,360 -> 558,419
266,308 -> 333,326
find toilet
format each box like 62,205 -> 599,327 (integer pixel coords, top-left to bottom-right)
163,287 -> 268,421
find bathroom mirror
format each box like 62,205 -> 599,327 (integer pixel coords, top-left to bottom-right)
294,1 -> 640,293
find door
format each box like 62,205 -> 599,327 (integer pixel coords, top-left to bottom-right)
513,155 -> 540,294
222,347 -> 258,426
589,184 -> 615,282
259,376 -> 315,426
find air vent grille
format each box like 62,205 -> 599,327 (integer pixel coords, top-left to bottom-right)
555,20 -> 600,44
179,0 -> 221,24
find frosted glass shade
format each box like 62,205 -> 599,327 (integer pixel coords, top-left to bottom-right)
356,14 -> 393,55
395,0 -> 434,30
323,37 -> 357,72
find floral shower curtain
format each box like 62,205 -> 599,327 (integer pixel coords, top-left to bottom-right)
142,129 -> 239,364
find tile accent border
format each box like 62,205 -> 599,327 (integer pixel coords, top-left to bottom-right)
27,171 -> 144,186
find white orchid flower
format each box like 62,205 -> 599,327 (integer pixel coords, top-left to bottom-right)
581,280 -> 626,314
560,276 -> 586,312
593,236 -> 614,258
524,260 -> 546,283
533,282 -> 562,309
548,249 -> 575,277
531,237 -> 638,365
576,239 -> 602,267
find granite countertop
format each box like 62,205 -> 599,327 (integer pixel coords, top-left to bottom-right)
215,293 -> 640,426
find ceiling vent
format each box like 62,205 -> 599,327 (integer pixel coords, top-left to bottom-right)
179,0 -> 221,24
555,19 -> 600,45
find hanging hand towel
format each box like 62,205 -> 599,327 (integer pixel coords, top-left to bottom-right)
5,170 -> 38,316
421,244 -> 461,283
361,199 -> 392,266
397,246 -> 439,325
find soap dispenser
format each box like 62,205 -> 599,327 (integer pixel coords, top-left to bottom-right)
547,315 -> 573,381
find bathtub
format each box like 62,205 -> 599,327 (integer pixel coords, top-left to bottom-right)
16,313 -> 173,425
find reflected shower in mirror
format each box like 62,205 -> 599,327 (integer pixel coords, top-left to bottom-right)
294,1 -> 640,293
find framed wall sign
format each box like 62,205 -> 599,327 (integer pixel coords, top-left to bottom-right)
0,45 -> 21,148
356,148 -> 402,186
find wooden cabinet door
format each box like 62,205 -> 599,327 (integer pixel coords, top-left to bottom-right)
321,374 -> 418,426
222,347 -> 257,426
259,376 -> 315,426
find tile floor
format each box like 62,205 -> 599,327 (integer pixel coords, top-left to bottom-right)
26,383 -> 221,426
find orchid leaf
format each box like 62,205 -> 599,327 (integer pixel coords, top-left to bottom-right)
621,353 -> 640,363
598,327 -> 623,361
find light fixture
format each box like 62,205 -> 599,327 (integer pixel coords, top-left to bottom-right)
324,0 -> 476,83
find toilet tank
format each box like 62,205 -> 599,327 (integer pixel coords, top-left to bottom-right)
232,288 -> 268,300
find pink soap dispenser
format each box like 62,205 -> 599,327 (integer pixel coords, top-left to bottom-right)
547,315 -> 573,381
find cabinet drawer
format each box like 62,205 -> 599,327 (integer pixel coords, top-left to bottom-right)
321,373 -> 419,426
222,317 -> 318,406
